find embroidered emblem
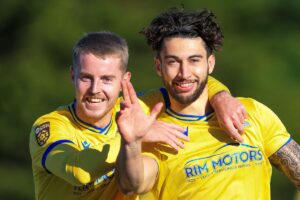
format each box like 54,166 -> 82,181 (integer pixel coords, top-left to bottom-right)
35,122 -> 50,146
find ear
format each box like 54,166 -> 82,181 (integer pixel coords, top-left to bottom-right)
70,66 -> 75,85
120,71 -> 131,92
122,71 -> 131,81
154,58 -> 162,77
207,55 -> 215,74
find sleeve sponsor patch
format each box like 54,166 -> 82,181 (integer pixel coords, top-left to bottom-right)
35,122 -> 50,146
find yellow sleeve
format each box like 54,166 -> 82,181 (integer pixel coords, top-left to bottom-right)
46,134 -> 120,185
207,76 -> 230,100
30,115 -> 121,186
252,100 -> 291,157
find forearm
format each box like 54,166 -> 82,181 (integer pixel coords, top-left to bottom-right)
207,76 -> 230,100
116,139 -> 145,195
46,136 -> 121,185
269,139 -> 300,189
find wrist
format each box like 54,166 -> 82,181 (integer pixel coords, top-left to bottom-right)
121,138 -> 142,151
211,91 -> 230,107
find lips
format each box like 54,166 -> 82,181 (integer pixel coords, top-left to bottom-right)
173,80 -> 196,92
85,96 -> 106,104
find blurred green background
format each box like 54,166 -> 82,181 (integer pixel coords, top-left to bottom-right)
0,0 -> 299,199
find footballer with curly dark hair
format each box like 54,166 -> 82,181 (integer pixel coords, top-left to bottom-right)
116,8 -> 300,199
141,8 -> 223,57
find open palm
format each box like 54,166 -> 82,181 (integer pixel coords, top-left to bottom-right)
116,80 -> 163,143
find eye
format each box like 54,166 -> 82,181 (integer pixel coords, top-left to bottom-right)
79,75 -> 91,82
102,76 -> 113,83
166,59 -> 177,65
191,58 -> 200,63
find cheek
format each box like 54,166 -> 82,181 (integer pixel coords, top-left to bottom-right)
162,68 -> 177,80
103,83 -> 121,97
194,65 -> 208,76
76,81 -> 89,94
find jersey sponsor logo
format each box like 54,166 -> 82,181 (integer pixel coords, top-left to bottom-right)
73,169 -> 115,195
94,168 -> 115,188
35,122 -> 50,146
184,143 -> 263,181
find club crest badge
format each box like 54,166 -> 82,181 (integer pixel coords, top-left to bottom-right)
35,122 -> 50,146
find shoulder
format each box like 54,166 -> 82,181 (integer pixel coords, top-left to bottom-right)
238,97 -> 281,120
33,104 -> 71,127
137,88 -> 166,114
237,97 -> 274,115
138,88 -> 164,104
30,104 -> 73,147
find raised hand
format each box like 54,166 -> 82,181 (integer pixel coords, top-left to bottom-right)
116,80 -> 163,143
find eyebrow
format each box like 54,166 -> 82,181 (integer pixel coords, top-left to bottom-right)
189,55 -> 203,59
164,54 -> 203,59
79,72 -> 116,79
101,75 -> 116,79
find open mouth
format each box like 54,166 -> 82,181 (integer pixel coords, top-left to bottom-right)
173,80 -> 196,92
86,97 -> 106,103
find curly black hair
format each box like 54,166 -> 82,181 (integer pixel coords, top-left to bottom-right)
140,8 -> 224,56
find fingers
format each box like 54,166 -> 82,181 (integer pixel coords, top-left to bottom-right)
152,119 -> 189,142
121,80 -> 131,104
161,133 -> 185,151
231,114 -> 244,134
150,102 -> 163,121
241,107 -> 248,119
233,117 -> 244,134
166,127 -> 189,142
127,81 -> 138,104
143,120 -> 189,150
158,121 -> 186,133
236,105 -> 248,124
222,119 -> 244,143
234,105 -> 248,134
167,137 -> 184,151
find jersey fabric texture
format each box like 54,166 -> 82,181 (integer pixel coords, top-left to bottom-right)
138,88 -> 291,200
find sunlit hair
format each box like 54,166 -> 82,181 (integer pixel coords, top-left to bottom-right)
140,8 -> 224,57
72,31 -> 129,72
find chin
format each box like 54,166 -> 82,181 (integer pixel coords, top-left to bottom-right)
86,111 -> 106,119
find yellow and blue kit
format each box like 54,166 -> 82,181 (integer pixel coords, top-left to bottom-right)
139,89 -> 291,200
29,76 -> 228,200
29,100 -> 123,200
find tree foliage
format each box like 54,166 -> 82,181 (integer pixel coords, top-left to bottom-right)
0,0 -> 299,199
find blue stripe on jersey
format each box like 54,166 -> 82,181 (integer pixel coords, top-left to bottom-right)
159,87 -> 215,122
42,139 -> 74,173
274,137 -> 292,154
68,101 -> 112,134
166,108 -> 214,122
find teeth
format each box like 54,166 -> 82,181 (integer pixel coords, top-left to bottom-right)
88,98 -> 104,103
176,82 -> 193,87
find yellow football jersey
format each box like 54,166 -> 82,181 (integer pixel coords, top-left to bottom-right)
29,76 -> 228,200
139,89 -> 291,200
29,101 -> 125,200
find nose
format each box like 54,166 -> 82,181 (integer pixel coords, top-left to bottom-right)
178,62 -> 191,79
90,79 -> 101,94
